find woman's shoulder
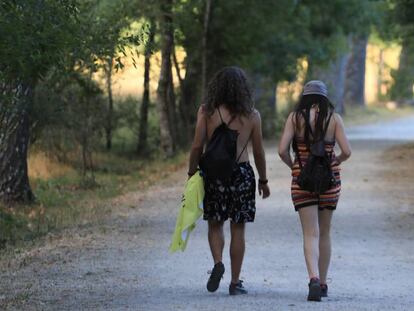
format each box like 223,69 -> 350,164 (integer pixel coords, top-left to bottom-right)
248,108 -> 261,124
332,112 -> 344,124
251,108 -> 260,118
199,104 -> 207,113
198,104 -> 210,117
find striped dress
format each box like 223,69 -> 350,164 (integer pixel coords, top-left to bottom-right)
291,138 -> 341,211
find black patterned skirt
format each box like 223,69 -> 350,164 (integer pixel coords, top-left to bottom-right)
203,162 -> 256,223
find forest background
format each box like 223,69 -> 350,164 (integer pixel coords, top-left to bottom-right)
1,0 -> 414,247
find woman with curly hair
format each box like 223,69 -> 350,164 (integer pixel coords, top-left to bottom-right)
188,66 -> 270,295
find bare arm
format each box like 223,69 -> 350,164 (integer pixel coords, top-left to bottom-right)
251,111 -> 267,180
251,110 -> 270,198
278,112 -> 295,169
334,114 -> 352,164
188,106 -> 207,176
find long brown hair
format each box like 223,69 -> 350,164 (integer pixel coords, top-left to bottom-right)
293,94 -> 335,147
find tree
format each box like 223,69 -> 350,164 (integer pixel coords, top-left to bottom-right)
303,1 -> 385,112
173,0 -> 375,135
310,53 -> 349,114
175,0 -> 307,138
157,0 -> 176,156
389,0 -> 414,103
0,0 -> 79,204
82,0 -> 136,150
391,38 -> 414,102
201,0 -> 213,99
343,34 -> 369,107
137,19 -> 156,153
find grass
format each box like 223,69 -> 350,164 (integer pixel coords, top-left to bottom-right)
0,149 -> 186,249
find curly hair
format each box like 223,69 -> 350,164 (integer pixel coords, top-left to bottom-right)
204,66 -> 254,117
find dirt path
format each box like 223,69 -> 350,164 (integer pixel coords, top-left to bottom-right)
2,116 -> 414,311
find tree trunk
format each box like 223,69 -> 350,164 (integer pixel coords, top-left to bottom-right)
157,0 -> 175,156
390,38 -> 414,104
105,56 -> 114,150
377,48 -> 384,101
173,44 -> 190,147
167,63 -> 178,145
0,82 -> 35,204
178,52 -> 201,145
253,74 -> 277,137
137,19 -> 155,154
308,53 -> 349,115
201,0 -> 213,99
343,34 -> 368,107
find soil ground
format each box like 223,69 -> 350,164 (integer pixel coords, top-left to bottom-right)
1,116 -> 414,311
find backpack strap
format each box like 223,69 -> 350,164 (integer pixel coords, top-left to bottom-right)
217,106 -> 250,162
217,107 -> 225,124
300,110 -> 314,138
217,107 -> 236,126
322,112 -> 333,138
236,131 -> 252,162
292,138 -> 304,170
322,112 -> 333,159
291,114 -> 303,170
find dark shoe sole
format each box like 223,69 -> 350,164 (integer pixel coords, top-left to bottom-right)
229,281 -> 248,295
207,265 -> 225,292
321,285 -> 328,297
229,290 -> 248,295
307,283 -> 322,301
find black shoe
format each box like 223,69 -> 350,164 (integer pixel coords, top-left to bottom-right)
206,262 -> 225,292
307,278 -> 321,302
229,280 -> 248,295
321,284 -> 328,297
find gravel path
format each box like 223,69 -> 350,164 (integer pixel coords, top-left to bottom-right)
2,116 -> 414,311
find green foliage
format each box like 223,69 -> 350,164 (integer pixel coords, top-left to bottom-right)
299,0 -> 383,66
0,210 -> 30,248
391,0 -> 414,38
387,0 -> 414,101
75,0 -> 143,73
32,72 -> 106,181
111,96 -> 160,154
0,0 -> 79,81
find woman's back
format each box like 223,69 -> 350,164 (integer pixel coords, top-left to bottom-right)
293,107 -> 337,143
204,105 -> 256,163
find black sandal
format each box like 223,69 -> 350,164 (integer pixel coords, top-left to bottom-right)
206,262 -> 225,292
321,283 -> 328,297
307,278 -> 322,301
229,280 -> 248,295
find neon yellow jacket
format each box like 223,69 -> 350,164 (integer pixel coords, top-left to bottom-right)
169,172 -> 204,252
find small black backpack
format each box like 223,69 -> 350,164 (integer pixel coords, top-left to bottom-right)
199,108 -> 249,180
294,112 -> 336,194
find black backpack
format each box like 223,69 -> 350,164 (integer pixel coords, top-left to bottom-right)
199,108 -> 249,180
293,112 -> 336,194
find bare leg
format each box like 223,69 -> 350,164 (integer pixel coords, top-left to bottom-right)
298,206 -> 320,279
208,220 -> 225,264
318,209 -> 333,284
230,222 -> 245,283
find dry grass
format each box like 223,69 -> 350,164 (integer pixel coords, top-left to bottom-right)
1,151 -> 186,249
28,152 -> 74,179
